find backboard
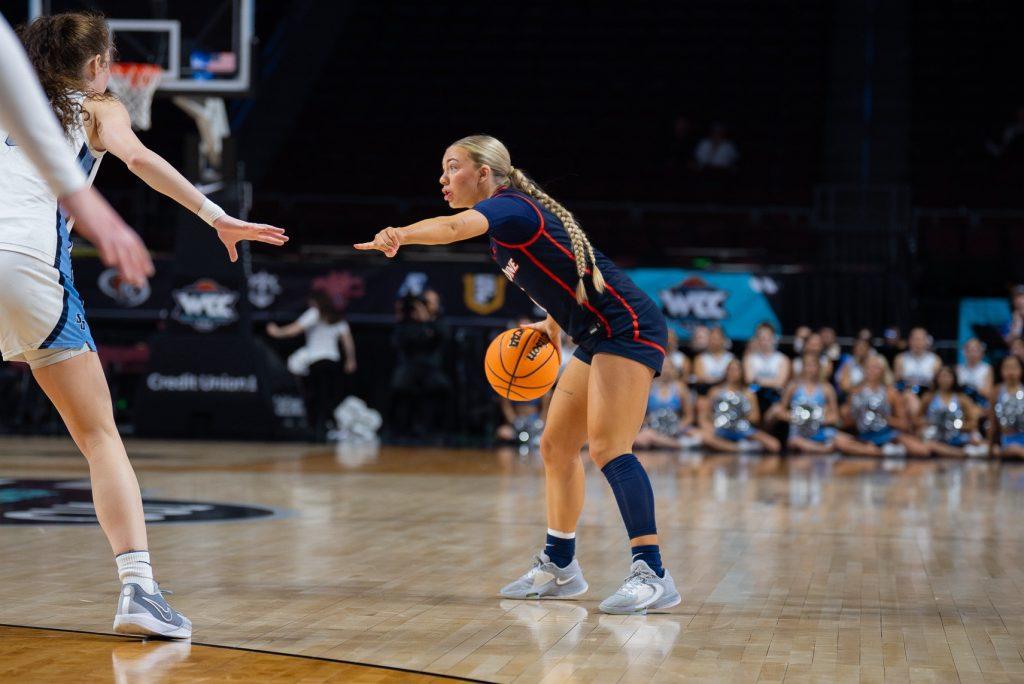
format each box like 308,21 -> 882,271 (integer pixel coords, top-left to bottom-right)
28,0 -> 253,96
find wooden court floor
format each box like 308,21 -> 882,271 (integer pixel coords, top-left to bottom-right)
3,437 -> 1024,683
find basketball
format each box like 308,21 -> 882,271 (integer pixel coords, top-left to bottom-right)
484,327 -> 560,400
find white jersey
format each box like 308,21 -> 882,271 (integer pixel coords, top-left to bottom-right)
745,350 -> 787,382
0,92 -> 105,265
696,350 -> 735,383
0,18 -> 85,197
897,351 -> 941,388
956,361 -> 992,392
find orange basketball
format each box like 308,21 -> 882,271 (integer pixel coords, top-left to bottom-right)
484,327 -> 561,401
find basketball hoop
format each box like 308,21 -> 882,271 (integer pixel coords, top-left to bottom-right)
107,63 -> 163,131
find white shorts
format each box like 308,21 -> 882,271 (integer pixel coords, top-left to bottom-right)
0,249 -> 95,369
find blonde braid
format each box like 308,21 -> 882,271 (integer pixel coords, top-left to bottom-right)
508,168 -> 605,304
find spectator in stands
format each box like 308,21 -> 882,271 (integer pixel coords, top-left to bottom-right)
635,358 -> 700,450
857,328 -> 873,343
665,328 -> 691,379
388,292 -> 451,439
688,324 -> 710,356
918,366 -> 987,458
837,338 -> 875,398
894,327 -> 941,418
743,322 -> 790,413
423,287 -> 443,319
699,359 -> 780,453
792,326 -> 812,355
1012,338 -> 1024,364
990,355 -> 1024,458
819,326 -> 842,363
693,325 -> 734,391
956,338 -> 993,405
777,353 -> 857,454
838,355 -> 928,457
267,290 -> 357,442
694,122 -> 738,172
1002,289 -> 1024,345
792,332 -> 834,381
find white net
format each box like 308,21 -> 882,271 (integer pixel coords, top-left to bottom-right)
107,63 -> 162,131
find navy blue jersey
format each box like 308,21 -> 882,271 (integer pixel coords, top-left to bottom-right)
474,189 -> 665,355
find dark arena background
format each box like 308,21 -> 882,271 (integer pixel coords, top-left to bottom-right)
4,1 -> 1024,682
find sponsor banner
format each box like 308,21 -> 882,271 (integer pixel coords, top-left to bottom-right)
0,478 -> 279,525
74,256 -> 536,322
145,372 -> 259,393
627,268 -> 781,340
74,256 -> 806,337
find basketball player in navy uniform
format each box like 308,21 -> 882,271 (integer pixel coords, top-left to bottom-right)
357,135 -> 679,614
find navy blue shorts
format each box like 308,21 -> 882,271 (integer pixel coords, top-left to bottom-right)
572,308 -> 668,376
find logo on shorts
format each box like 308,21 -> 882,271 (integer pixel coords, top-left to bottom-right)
0,478 -> 279,525
98,268 -> 151,307
660,276 -> 729,325
171,279 -> 239,332
463,273 -> 506,315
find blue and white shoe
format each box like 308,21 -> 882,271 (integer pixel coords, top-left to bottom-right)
499,554 -> 589,599
598,560 -> 681,615
113,583 -> 192,639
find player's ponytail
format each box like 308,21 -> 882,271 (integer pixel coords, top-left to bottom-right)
18,12 -> 113,135
452,135 -> 605,304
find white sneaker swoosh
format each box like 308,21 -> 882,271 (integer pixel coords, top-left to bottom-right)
555,575 -> 577,586
638,583 -> 664,607
140,596 -> 175,621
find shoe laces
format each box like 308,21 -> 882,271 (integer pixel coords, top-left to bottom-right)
525,555 -> 547,578
622,567 -> 655,592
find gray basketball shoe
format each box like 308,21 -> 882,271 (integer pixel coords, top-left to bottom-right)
113,583 -> 192,639
499,554 -> 589,599
599,560 -> 681,615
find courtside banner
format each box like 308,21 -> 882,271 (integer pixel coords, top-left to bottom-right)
627,268 -> 781,340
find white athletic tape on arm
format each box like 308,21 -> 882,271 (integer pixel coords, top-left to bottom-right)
197,198 -> 227,226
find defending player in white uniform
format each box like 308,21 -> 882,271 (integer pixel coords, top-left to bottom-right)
0,12 -> 289,638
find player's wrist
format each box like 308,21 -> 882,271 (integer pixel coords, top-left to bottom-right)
197,197 -> 227,227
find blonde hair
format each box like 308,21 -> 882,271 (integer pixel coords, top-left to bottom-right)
451,134 -> 605,304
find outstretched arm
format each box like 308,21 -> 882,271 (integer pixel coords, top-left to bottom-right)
354,210 -> 488,257
266,321 -> 304,339
89,98 -> 288,261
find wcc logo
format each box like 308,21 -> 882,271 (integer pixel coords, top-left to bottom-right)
659,276 -> 729,325
463,273 -> 506,315
0,478 -> 278,525
171,278 -> 239,332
